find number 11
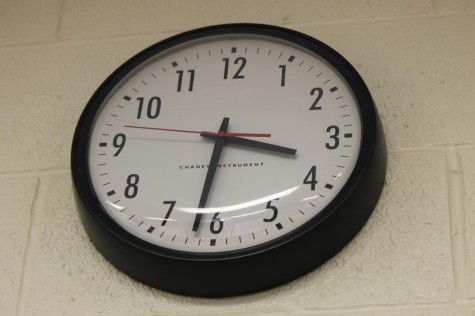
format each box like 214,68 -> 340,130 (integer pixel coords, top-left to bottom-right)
176,70 -> 195,92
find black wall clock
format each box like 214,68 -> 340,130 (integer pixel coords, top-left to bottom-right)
71,23 -> 386,297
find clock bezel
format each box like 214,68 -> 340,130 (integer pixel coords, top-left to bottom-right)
71,23 -> 386,297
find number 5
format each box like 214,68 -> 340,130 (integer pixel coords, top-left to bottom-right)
263,199 -> 279,222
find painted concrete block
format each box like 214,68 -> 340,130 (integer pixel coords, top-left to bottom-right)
433,0 -> 475,12
57,0 -> 432,40
0,0 -> 62,46
461,149 -> 475,298
0,178 -> 37,315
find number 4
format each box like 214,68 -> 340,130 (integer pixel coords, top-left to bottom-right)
303,166 -> 318,191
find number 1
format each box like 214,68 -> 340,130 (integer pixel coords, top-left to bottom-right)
279,65 -> 286,86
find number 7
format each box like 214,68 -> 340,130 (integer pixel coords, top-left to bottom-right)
161,201 -> 176,226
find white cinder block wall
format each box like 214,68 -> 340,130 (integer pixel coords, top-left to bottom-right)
1,1 -> 475,315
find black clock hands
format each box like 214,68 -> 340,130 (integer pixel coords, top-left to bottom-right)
193,117 -> 229,232
193,119 -> 296,232
200,134 -> 297,156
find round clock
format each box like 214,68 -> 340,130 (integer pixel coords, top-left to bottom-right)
71,24 -> 386,297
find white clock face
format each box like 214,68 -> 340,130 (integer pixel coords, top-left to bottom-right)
87,34 -> 362,253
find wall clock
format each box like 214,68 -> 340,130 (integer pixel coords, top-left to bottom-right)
71,23 -> 386,297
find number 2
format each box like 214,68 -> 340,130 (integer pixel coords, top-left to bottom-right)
309,87 -> 323,110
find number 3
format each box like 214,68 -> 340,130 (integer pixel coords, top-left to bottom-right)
326,125 -> 340,149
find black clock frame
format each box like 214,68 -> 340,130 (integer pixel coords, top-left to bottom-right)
71,23 -> 387,297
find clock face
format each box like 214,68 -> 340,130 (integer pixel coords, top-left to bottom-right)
73,24 -> 386,297
87,33 -> 362,254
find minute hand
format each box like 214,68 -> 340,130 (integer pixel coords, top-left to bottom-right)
201,134 -> 297,156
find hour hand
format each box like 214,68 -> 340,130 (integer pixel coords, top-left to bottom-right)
200,134 -> 297,156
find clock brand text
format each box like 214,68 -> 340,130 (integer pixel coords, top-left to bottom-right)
179,162 -> 264,170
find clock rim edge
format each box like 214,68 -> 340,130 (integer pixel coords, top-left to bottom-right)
71,23 -> 387,297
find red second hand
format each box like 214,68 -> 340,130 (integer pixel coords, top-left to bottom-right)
124,125 -> 271,137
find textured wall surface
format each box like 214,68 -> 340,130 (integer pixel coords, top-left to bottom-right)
1,0 -> 475,315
